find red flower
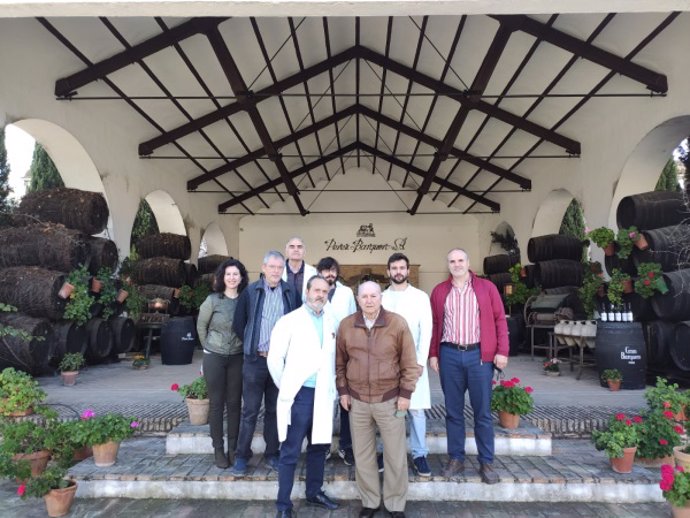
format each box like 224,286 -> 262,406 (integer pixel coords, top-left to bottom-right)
510,377 -> 521,384
615,413 -> 626,421
663,410 -> 675,419
171,383 -> 179,392
659,438 -> 669,445
524,386 -> 534,394
675,425 -> 684,434
633,416 -> 643,423
16,484 -> 25,497
662,464 -> 675,475
678,466 -> 686,473
648,271 -> 655,279
625,419 -> 632,426
643,279 -> 651,286
660,476 -> 674,492
492,380 -> 497,385
663,402 -> 672,408
501,380 -> 515,389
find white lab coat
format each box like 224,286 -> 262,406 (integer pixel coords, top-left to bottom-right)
382,285 -> 432,409
326,281 -> 356,326
282,262 -> 318,303
267,305 -> 337,444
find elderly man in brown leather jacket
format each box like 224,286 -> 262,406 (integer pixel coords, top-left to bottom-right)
336,281 -> 418,518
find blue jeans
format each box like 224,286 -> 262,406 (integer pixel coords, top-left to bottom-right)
276,387 -> 329,512
439,345 -> 494,464
408,409 -> 428,459
235,357 -> 279,460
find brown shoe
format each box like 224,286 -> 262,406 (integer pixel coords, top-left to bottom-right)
479,463 -> 499,484
442,458 -> 464,478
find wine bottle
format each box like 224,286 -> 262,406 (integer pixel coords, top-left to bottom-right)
614,304 -> 622,322
600,301 -> 608,322
607,303 -> 614,322
626,303 -> 634,322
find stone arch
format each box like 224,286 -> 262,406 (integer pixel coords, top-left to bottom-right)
608,115 -> 690,228
199,221 -> 228,258
143,190 -> 186,236
531,189 -> 576,238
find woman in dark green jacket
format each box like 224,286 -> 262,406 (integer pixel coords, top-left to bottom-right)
197,258 -> 249,468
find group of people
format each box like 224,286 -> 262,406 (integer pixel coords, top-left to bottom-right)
196,238 -> 509,518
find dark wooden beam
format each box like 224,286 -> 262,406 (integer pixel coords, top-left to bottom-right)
492,14 -> 668,93
206,26 -> 307,215
409,25 -> 513,214
55,17 -> 225,97
218,142 -> 357,212
357,45 -> 581,155
138,46 -> 357,156
188,105 -> 357,190
357,106 -> 530,189
358,143 -> 500,212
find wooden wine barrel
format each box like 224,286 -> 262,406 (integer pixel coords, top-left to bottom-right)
52,320 -> 88,359
197,255 -> 231,275
624,292 -> 656,322
616,191 -> 689,231
160,316 -> 198,365
595,321 -> 646,389
85,318 -> 113,363
137,284 -> 177,301
672,322 -> 690,371
0,267 -> 66,320
136,233 -> 191,260
195,273 -> 215,291
87,237 -> 118,275
0,224 -> 90,272
632,225 -> 690,272
487,272 -> 511,294
483,254 -> 518,275
184,262 -> 198,286
643,320 -> 675,367
604,253 -> 637,277
0,313 -> 54,375
650,269 -> 690,321
522,264 -> 537,288
109,317 -> 135,354
527,234 -> 583,263
534,259 -> 583,289
17,187 -> 109,235
131,257 -> 186,288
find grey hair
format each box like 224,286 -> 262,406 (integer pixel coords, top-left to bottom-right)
447,248 -> 469,260
357,280 -> 382,296
285,236 -> 305,248
262,250 -> 285,265
306,274 -> 328,291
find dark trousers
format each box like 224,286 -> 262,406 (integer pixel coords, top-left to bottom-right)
235,357 -> 280,460
202,351 -> 243,451
276,387 -> 329,512
439,344 -> 495,464
339,405 -> 352,450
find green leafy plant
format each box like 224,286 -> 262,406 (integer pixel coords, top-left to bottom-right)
0,304 -> 38,343
504,263 -> 539,307
171,377 -> 208,400
635,409 -> 683,459
586,227 -> 615,249
0,368 -> 47,416
578,268 -> 605,319
131,354 -> 150,369
96,267 -> 118,320
661,464 -> 690,507
71,409 -> 140,446
591,413 -> 638,458
124,283 -> 146,322
490,377 -> 534,416
490,231 -> 519,255
607,269 -> 631,307
58,352 -> 85,373
645,377 -> 687,414
64,265 -> 95,327
634,262 -> 669,299
178,284 -> 211,313
543,358 -> 560,372
616,226 -> 641,260
16,464 -> 73,499
601,369 -> 622,382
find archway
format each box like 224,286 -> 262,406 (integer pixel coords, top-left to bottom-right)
531,189 -> 576,239
143,190 -> 186,236
489,221 -> 519,258
199,221 -> 228,258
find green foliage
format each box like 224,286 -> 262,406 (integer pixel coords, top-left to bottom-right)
0,420 -> 51,456
661,464 -> 690,507
578,267 -> 604,319
172,376 -> 208,400
490,377 -> 534,416
58,352 -> 85,373
543,358 -> 560,372
489,230 -> 519,255
124,283 -> 145,322
131,199 -> 159,243
504,263 -> 539,307
72,411 -> 139,446
27,143 -> 64,193
607,269 -> 631,307
591,413 -> 638,458
0,304 -> 37,343
0,127 -> 13,214
131,354 -> 150,368
96,267 -> 118,320
635,409 -> 682,458
615,226 -> 641,260
634,262 -> 669,299
645,377 -> 687,414
177,284 -> 211,312
17,465 -> 72,499
64,265 -> 95,326
586,227 -> 615,249
601,368 -> 622,381
559,198 -> 586,242
655,159 -> 680,192
0,367 -> 47,416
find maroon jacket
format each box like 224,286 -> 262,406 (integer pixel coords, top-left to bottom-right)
429,271 -> 509,363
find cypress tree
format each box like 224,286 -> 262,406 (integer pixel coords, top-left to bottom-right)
655,158 -> 680,192
27,143 -> 64,192
0,127 -> 12,213
131,199 -> 159,243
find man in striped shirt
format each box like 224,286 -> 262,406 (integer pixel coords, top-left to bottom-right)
428,248 -> 509,484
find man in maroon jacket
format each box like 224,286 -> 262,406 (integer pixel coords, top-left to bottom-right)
429,248 -> 509,484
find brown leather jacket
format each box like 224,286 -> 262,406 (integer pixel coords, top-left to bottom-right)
336,308 -> 419,403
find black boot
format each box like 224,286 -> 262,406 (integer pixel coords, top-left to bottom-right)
215,448 -> 229,469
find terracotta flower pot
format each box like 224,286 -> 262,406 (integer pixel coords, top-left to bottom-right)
672,504 -> 690,518
61,371 -> 78,386
674,446 -> 690,471
498,411 -> 520,430
5,405 -> 34,417
607,380 -> 621,391
92,440 -> 121,467
634,234 -> 649,251
610,446 -> 636,474
116,289 -> 129,303
185,397 -> 210,425
635,454 -> 674,468
622,279 -> 634,294
57,282 -> 74,300
675,406 -> 687,422
91,278 -> 103,293
44,480 -> 77,518
72,445 -> 93,462
13,449 -> 51,479
604,243 -> 615,256
544,370 -> 560,377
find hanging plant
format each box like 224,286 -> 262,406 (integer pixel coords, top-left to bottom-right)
616,226 -> 641,260
586,227 -> 616,249
504,263 -> 538,306
96,267 -> 118,320
578,267 -> 604,319
634,262 -> 669,299
607,269 -> 631,307
63,265 -> 95,327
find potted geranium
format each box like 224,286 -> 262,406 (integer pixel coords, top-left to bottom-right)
0,367 -> 47,417
543,358 -> 561,377
58,352 -> 85,386
635,409 -> 683,467
131,354 -> 150,370
587,227 -> 616,256
601,369 -> 622,391
607,269 -> 633,307
64,265 -> 96,327
591,412 -> 638,473
634,262 -> 669,299
616,226 -> 642,260
71,409 -> 140,467
645,377 -> 687,419
0,420 -> 52,480
660,464 -> 690,517
172,377 -> 209,425
490,377 -> 534,429
17,464 -> 77,518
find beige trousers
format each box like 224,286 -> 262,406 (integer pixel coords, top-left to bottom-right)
350,397 -> 408,512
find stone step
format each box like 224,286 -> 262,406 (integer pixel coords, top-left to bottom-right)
166,421 -> 552,457
69,437 -> 663,504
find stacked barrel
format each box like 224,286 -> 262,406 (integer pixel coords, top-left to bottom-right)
483,252 -> 520,296
0,187 -> 134,373
616,191 -> 690,378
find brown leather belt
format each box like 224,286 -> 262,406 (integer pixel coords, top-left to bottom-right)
442,341 -> 479,352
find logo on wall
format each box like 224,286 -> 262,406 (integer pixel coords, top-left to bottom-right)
357,223 -> 376,237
